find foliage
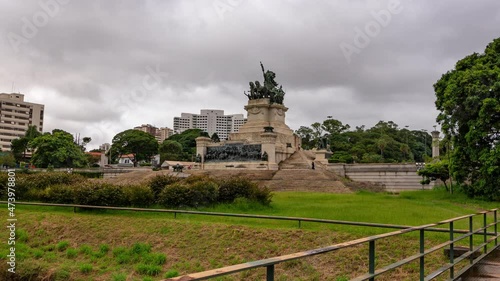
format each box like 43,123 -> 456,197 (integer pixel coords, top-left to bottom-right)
14,172 -> 85,201
166,129 -> 206,161
157,175 -> 272,208
41,184 -> 75,204
159,140 -> 184,163
218,176 -> 272,206
0,152 -> 16,168
29,129 -> 88,168
73,182 -> 128,207
10,125 -> 42,163
148,175 -> 180,199
417,160 -> 450,191
110,129 -> 159,167
328,151 -> 354,163
434,37 -> 500,200
297,119 -> 432,163
122,185 -> 155,207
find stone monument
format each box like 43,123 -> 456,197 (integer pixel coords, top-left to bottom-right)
196,63 -> 301,170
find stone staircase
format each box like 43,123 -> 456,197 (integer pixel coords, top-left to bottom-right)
263,169 -> 352,193
279,150 -> 314,170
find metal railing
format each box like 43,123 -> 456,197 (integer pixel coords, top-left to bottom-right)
2,202 -> 498,280
161,209 -> 499,281
0,201 -> 487,236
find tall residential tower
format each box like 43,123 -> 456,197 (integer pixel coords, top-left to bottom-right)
0,93 -> 44,150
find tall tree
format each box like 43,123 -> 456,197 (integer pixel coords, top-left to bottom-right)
29,129 -> 88,168
434,37 -> 500,200
11,125 -> 42,162
111,130 -> 159,167
159,140 -> 184,162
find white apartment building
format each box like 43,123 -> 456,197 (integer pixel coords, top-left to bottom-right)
173,109 -> 247,140
0,93 -> 44,151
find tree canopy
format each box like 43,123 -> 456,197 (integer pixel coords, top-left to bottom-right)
166,129 -> 207,161
110,129 -> 159,167
296,119 -> 432,163
434,37 -> 500,200
11,125 -> 42,162
29,129 -> 88,168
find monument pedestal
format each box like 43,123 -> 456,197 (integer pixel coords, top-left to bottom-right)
195,63 -> 300,170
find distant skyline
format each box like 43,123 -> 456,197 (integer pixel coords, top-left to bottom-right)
1,0 -> 499,149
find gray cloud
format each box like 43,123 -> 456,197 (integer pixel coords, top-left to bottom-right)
1,0 -> 499,149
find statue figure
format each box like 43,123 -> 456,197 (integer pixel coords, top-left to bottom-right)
245,62 -> 286,104
261,151 -> 268,161
244,91 -> 250,100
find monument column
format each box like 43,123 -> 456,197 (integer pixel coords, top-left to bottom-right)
195,136 -> 212,168
260,132 -> 278,170
431,130 -> 440,159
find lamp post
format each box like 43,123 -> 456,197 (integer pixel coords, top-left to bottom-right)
416,162 -> 426,190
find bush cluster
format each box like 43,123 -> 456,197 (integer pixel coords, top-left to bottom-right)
1,171 -> 272,209
153,175 -> 272,208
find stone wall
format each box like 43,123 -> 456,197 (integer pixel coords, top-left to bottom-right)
326,163 -> 433,192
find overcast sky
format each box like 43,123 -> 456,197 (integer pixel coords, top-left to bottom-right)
1,0 -> 499,149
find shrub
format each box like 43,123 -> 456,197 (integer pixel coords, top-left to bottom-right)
15,172 -> 85,201
217,177 -> 255,203
189,181 -> 218,207
123,185 -> 155,207
157,182 -> 192,208
73,182 -> 127,206
218,177 -> 273,206
148,175 -> 180,199
41,184 -> 75,204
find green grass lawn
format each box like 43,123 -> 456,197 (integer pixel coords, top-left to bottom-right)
0,189 -> 498,281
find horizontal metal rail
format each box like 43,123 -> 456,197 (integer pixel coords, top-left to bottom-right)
162,208 -> 499,281
1,201 -> 492,236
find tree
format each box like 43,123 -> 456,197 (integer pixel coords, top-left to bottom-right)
111,130 -> 159,167
159,140 -> 183,162
295,126 -> 315,149
167,129 -> 206,160
29,129 -> 88,168
417,160 -> 450,191
11,125 -> 42,162
434,37 -> 500,200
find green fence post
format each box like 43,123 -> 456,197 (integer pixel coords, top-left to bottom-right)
419,229 -> 425,281
449,221 -> 454,280
266,264 -> 275,281
369,240 -> 375,281
495,210 -> 498,247
469,216 -> 474,264
483,213 -> 487,254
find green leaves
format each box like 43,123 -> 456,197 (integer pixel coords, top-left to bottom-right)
111,129 -> 159,166
434,37 -> 500,200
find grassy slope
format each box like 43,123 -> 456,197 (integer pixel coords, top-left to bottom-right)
0,189 -> 498,281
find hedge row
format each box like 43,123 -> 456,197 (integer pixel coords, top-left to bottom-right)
150,175 -> 273,208
0,172 -> 273,209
